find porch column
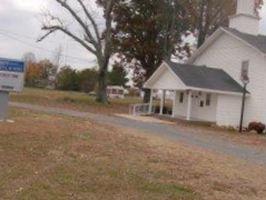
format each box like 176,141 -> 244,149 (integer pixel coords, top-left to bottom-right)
148,89 -> 154,114
160,90 -> 166,115
172,90 -> 177,118
186,90 -> 192,121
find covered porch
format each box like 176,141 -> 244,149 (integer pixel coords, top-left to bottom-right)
148,89 -> 217,123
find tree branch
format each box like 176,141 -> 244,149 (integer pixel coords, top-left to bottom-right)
39,25 -> 97,55
37,29 -> 57,42
76,0 -> 102,47
103,0 -> 115,60
55,0 -> 98,48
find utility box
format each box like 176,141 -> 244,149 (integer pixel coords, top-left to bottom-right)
0,57 -> 25,121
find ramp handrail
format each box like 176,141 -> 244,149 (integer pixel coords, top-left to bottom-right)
129,103 -> 154,116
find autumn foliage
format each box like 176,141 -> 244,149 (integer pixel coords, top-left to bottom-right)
25,60 -> 55,88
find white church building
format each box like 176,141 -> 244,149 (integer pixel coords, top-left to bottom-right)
144,0 -> 266,127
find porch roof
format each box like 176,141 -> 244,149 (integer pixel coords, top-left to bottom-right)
166,61 -> 246,94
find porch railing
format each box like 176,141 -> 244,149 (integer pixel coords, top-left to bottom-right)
129,103 -> 154,116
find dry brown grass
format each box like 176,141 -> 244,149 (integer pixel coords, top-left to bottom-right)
125,128 -> 266,200
1,109 -> 266,199
156,115 -> 266,149
173,121 -> 266,148
0,109 -> 197,200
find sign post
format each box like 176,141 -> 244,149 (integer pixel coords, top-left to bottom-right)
0,91 -> 9,121
239,82 -> 248,133
0,57 -> 25,121
239,60 -> 250,133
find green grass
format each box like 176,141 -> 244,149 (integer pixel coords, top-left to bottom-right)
11,87 -> 141,105
10,87 -> 142,114
140,182 -> 194,196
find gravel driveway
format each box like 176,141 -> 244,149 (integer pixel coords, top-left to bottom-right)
10,102 -> 266,165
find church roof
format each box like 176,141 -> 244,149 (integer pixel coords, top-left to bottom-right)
166,61 -> 246,94
223,27 -> 266,54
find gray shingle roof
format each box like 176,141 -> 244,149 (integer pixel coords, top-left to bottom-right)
223,27 -> 266,53
166,61 -> 245,93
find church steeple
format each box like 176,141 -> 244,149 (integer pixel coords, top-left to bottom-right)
236,0 -> 257,16
229,0 -> 260,35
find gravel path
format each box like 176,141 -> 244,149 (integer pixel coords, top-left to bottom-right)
10,102 -> 266,165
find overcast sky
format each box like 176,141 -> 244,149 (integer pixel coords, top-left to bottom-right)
1,0 -> 266,70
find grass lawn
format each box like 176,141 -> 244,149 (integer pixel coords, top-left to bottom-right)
10,88 -> 142,114
0,109 -> 198,200
1,109 -> 266,199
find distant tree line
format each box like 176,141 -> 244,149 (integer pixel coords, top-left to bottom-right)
25,59 -> 128,93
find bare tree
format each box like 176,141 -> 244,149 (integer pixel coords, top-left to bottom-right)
22,52 -> 36,64
38,0 -> 115,103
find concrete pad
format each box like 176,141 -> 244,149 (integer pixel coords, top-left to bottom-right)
115,114 -> 176,125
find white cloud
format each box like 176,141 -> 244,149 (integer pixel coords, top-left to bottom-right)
1,1 -> 266,70
10,0 -> 48,12
0,0 -> 97,69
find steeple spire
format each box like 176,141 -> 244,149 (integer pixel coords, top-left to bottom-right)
236,0 -> 257,16
229,0 -> 260,35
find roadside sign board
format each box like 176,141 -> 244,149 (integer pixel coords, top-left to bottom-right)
0,57 -> 25,92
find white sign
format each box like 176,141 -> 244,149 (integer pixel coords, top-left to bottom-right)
241,60 -> 250,84
0,57 -> 25,92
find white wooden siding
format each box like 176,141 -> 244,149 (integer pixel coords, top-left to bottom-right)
173,91 -> 188,117
146,65 -> 185,90
191,93 -> 217,122
193,33 -> 266,126
216,95 -> 242,127
174,91 -> 217,122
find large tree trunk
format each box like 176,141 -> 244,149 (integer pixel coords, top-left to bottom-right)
143,88 -> 151,103
96,61 -> 108,104
197,31 -> 206,48
141,58 -> 159,103
197,0 -> 206,48
142,62 -> 155,103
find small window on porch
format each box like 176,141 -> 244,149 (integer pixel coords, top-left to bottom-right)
179,92 -> 184,103
206,94 -> 211,106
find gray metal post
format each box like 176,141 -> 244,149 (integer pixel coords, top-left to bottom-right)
239,83 -> 247,133
0,91 -> 9,121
